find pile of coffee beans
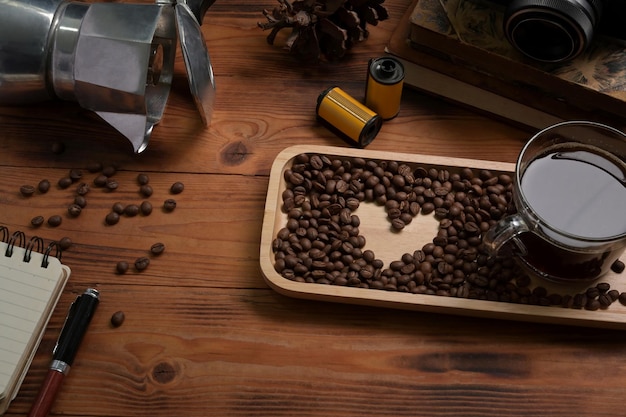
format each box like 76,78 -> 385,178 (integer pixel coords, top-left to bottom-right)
272,153 -> 626,311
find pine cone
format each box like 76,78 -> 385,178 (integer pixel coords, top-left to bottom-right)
258,0 -> 388,62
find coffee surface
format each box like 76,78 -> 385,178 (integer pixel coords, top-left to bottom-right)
521,149 -> 626,239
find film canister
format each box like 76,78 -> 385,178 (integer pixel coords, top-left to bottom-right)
316,86 -> 382,148
365,57 -> 405,120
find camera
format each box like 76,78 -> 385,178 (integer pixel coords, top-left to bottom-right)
488,0 -> 626,63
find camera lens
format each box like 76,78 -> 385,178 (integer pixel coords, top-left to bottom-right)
503,0 -> 603,62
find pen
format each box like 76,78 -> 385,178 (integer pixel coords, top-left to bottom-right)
28,288 -> 100,417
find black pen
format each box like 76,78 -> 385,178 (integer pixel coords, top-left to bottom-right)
28,288 -> 100,417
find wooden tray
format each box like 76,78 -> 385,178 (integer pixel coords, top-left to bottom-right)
260,145 -> 626,329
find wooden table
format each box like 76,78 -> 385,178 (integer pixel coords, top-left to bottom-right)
3,1 -> 626,416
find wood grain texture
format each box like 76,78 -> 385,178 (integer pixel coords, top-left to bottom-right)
2,1 -> 626,417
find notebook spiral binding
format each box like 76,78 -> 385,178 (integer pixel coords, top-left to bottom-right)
0,226 -> 62,268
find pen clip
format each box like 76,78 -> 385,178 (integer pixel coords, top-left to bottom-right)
53,297 -> 79,356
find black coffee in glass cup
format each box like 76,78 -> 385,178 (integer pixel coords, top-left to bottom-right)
483,120 -> 626,283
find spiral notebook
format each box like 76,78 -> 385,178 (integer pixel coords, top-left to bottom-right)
0,228 -> 70,415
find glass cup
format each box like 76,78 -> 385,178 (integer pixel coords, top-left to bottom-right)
483,120 -> 626,283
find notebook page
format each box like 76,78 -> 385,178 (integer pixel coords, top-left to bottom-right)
0,240 -> 70,403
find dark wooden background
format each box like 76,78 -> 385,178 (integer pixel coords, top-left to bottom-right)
3,1 -> 626,416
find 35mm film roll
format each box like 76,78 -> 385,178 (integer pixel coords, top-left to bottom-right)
365,57 -> 405,120
316,86 -> 382,148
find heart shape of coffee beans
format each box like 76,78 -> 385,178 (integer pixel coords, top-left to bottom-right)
271,152 -> 623,310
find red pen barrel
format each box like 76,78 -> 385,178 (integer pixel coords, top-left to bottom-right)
27,369 -> 65,417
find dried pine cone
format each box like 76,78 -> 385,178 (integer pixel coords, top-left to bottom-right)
258,0 -> 388,62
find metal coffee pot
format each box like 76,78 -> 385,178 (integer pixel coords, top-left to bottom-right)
0,0 -> 216,153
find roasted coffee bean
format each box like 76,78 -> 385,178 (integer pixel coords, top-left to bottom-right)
611,260 -> 625,274
137,173 -> 150,185
87,162 -> 103,173
106,179 -> 119,190
76,182 -> 90,195
105,211 -> 120,225
170,181 -> 185,194
93,175 -> 108,187
124,204 -> 140,217
116,261 -> 129,274
140,200 -> 153,216
112,202 -> 125,214
134,256 -> 150,271
67,204 -> 82,217
19,185 -> 36,197
620,293 -> 626,306
140,184 -> 153,197
47,215 -> 62,227
310,155 -> 324,170
110,311 -> 125,327
598,293 -> 613,308
74,195 -> 87,208
58,177 -> 72,189
586,287 -> 600,299
163,199 -> 177,212
38,179 -> 51,194
58,237 -> 72,251
31,215 -> 45,227
391,218 -> 405,230
585,298 -> 601,311
102,165 -> 117,177
69,169 -> 83,181
150,242 -> 165,255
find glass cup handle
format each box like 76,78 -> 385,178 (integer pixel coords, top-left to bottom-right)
483,214 -> 530,257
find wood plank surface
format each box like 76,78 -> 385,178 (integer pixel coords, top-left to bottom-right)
2,1 -> 626,417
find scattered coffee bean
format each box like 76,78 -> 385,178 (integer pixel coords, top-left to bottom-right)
19,185 -> 36,197
110,311 -> 125,327
58,237 -> 72,251
150,242 -> 165,255
87,162 -> 103,173
47,215 -> 62,227
58,177 -> 72,189
140,184 -> 153,197
116,261 -> 129,274
163,199 -> 177,212
102,166 -> 117,177
76,182 -> 90,196
38,179 -> 51,194
112,202 -> 125,214
31,215 -> 45,227
106,179 -> 119,190
134,257 -> 150,271
67,204 -> 82,217
124,204 -> 140,217
69,169 -> 83,182
74,195 -> 87,208
105,212 -> 120,225
140,200 -> 153,216
611,260 -> 625,274
170,182 -> 185,194
137,173 -> 150,185
93,175 -> 108,187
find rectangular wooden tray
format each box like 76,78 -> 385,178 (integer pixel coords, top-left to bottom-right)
260,145 -> 626,329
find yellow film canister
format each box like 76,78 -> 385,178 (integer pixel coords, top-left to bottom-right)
316,86 -> 382,148
365,57 -> 405,120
